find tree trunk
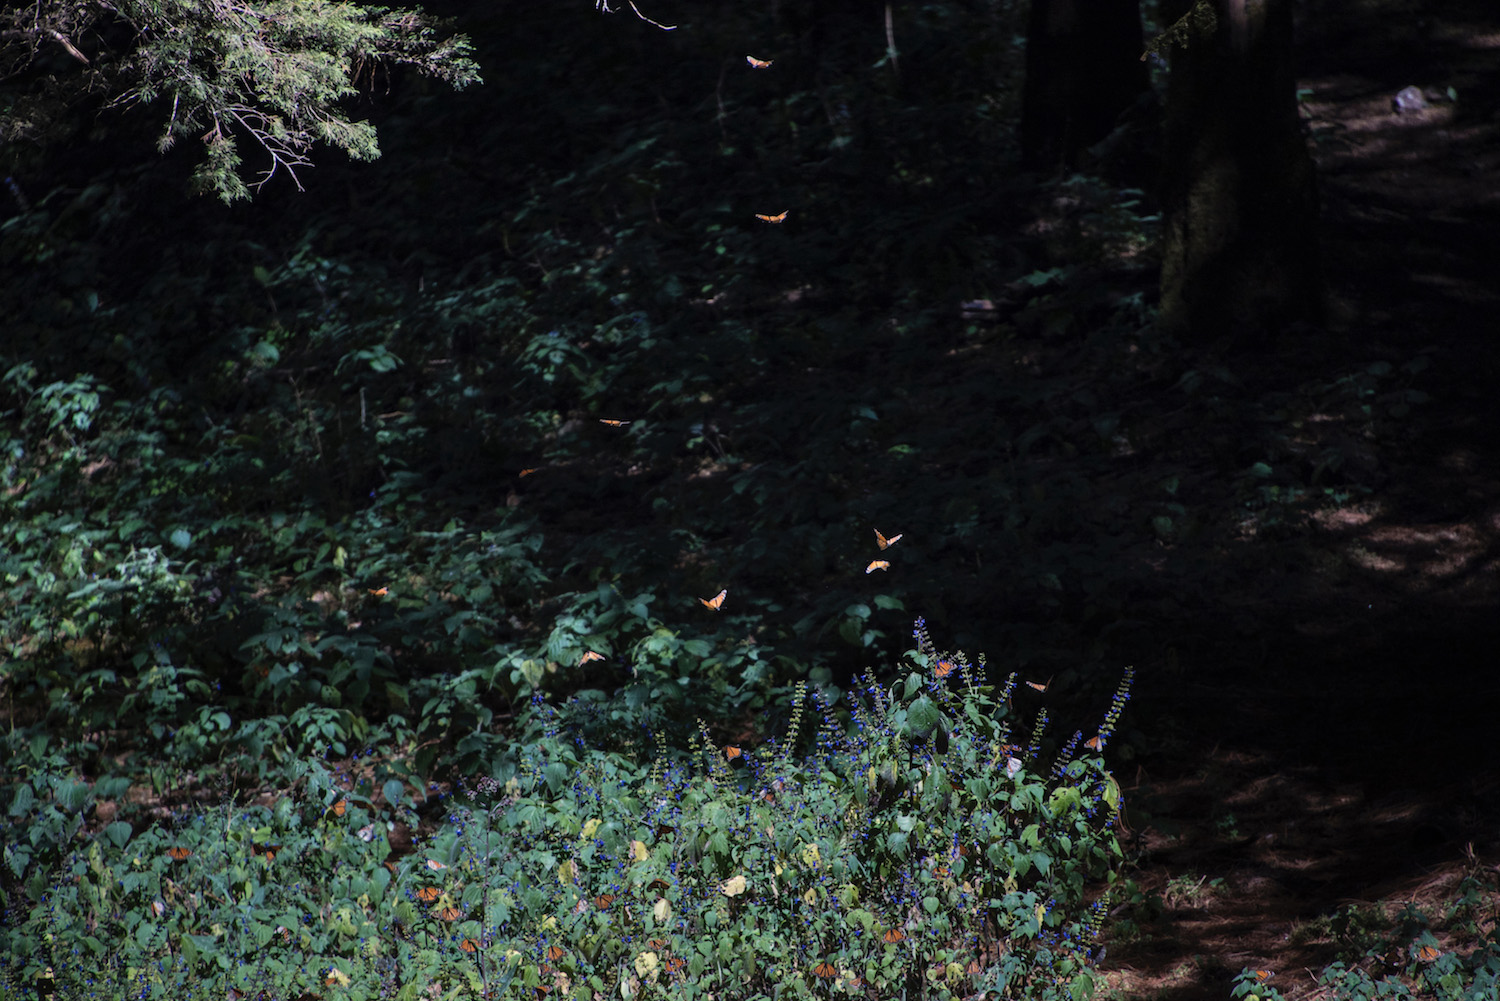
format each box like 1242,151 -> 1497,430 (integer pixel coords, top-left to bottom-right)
1020,0 -> 1151,172
1158,0 -> 1322,341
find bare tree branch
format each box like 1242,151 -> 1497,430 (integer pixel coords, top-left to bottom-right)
594,0 -> 676,32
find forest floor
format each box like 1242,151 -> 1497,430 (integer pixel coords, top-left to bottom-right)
1096,3 -> 1500,997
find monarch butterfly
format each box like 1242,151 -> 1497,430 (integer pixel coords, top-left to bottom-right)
547,944 -> 567,962
754,211 -> 788,223
648,939 -> 668,952
579,650 -> 605,666
519,468 -> 538,477
594,893 -> 616,909
934,659 -> 956,678
357,823 -> 377,842
460,938 -> 480,953
866,559 -> 890,573
438,906 -> 463,922
330,798 -> 347,817
415,886 -> 441,903
1025,677 -> 1053,693
700,589 -> 728,611
746,55 -> 772,68
425,858 -> 448,871
665,956 -> 686,975
883,928 -> 907,943
874,529 -> 903,550
1004,756 -> 1023,778
252,843 -> 280,861
966,959 -> 983,975
599,418 -> 632,427
725,745 -> 743,760
1250,970 -> 1275,981
1085,735 -> 1105,751
368,586 -> 388,596
166,846 -> 192,860
813,962 -> 839,979
1417,946 -> 1441,962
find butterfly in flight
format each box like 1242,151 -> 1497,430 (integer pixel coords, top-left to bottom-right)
519,468 -> 538,477
700,589 -> 728,611
746,55 -> 772,68
368,586 -> 389,596
425,858 -> 448,871
1025,676 -> 1053,693
865,559 -> 890,573
874,529 -> 903,550
1084,735 -> 1105,751
599,419 -> 632,427
578,650 -> 605,666
934,659 -> 956,678
754,211 -> 788,223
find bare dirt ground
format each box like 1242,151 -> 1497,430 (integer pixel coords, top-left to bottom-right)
1099,3 -> 1500,997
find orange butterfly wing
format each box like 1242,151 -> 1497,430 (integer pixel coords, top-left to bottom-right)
599,418 -> 632,427
425,858 -> 448,871
865,559 -> 890,573
882,928 -> 907,943
934,659 -> 956,678
579,650 -> 605,666
1085,735 -> 1105,751
754,211 -> 788,223
813,962 -> 838,979
700,589 -> 728,610
166,846 -> 192,860
746,55 -> 772,68
874,529 -> 903,550
1025,676 -> 1052,692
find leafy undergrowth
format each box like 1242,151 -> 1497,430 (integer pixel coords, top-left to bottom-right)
2,638 -> 1132,1000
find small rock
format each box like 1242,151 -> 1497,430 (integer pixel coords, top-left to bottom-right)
1393,85 -> 1428,114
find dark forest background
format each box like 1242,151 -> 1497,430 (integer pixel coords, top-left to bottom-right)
3,0 -> 1500,997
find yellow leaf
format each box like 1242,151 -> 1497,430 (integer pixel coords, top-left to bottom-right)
721,874 -> 747,897
800,843 -> 821,868
581,818 -> 601,839
634,951 -> 660,978
558,860 -> 576,885
653,898 -> 671,923
631,839 -> 648,862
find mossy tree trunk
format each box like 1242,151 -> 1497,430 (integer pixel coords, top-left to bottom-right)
1019,0 -> 1151,172
1158,0 -> 1322,341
